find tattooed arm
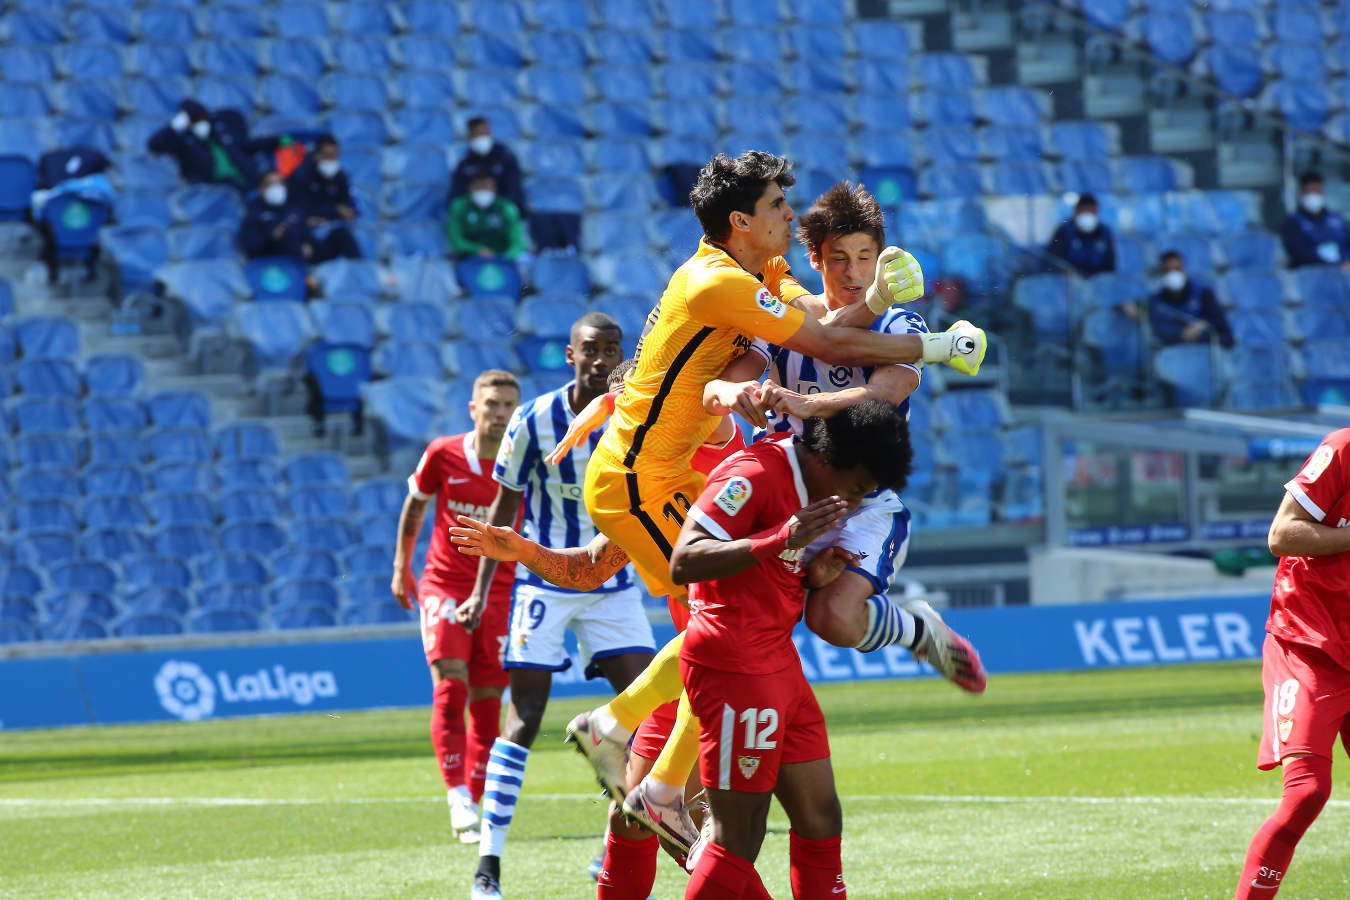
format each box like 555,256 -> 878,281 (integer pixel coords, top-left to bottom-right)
390,494 -> 429,610
451,516 -> 630,592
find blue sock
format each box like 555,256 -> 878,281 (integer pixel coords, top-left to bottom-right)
855,594 -> 919,652
479,738 -> 529,862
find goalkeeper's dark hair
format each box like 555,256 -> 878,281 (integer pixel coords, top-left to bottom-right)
802,400 -> 911,494
796,181 -> 885,257
690,151 -> 795,243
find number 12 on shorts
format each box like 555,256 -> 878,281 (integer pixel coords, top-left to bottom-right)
735,705 -> 779,749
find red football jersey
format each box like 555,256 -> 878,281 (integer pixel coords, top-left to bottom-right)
1271,427 -> 1350,670
409,432 -> 519,600
681,437 -> 810,675
690,425 -> 747,476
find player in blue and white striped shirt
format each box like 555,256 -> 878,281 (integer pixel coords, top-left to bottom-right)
456,312 -> 657,900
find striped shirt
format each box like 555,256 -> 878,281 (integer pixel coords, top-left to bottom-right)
494,382 -> 635,594
753,305 -> 930,437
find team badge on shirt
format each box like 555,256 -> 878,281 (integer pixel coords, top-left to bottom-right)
738,755 -> 760,779
1278,718 -> 1293,743
1301,445 -> 1334,482
715,477 -> 753,516
755,287 -> 786,319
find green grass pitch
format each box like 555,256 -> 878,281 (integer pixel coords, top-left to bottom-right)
3,662 -> 1349,899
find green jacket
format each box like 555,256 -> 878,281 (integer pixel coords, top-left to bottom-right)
446,195 -> 526,260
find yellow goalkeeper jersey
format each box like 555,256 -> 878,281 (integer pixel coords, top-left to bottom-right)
597,238 -> 810,473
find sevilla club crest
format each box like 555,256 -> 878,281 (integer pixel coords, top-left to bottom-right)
737,755 -> 760,780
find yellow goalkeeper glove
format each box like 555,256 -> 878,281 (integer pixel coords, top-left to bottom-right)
920,320 -> 987,376
865,246 -> 924,314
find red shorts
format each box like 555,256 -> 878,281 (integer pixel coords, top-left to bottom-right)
418,579 -> 510,687
631,700 -> 679,761
681,657 -> 829,793
1258,633 -> 1350,769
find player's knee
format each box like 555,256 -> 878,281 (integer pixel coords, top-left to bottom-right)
804,596 -> 864,648
791,792 -> 843,840
431,658 -> 468,683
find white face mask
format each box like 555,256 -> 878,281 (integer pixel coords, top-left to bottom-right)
191,120 -> 211,140
171,111 -> 190,132
1074,212 -> 1099,233
317,159 -> 341,178
470,189 -> 496,209
1301,192 -> 1326,214
469,135 -> 494,156
263,184 -> 287,206
1161,270 -> 1187,293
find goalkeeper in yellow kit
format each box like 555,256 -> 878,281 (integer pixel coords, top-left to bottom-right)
565,151 -> 987,841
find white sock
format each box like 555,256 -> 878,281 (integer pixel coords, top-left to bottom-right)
592,705 -> 630,742
643,776 -> 683,806
856,594 -> 920,652
449,784 -> 473,805
479,738 -> 529,860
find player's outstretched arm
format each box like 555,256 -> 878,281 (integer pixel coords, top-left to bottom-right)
703,347 -> 772,425
390,494 -> 429,610
1268,491 -> 1350,557
670,497 -> 849,585
455,486 -> 524,629
782,314 -> 987,375
451,515 -> 630,592
545,390 -> 617,466
770,364 -> 920,422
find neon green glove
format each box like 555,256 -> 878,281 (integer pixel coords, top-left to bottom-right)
865,246 -> 924,314
920,320 -> 987,376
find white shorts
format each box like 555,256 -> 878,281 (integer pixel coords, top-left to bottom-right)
504,582 -> 656,679
805,488 -> 911,594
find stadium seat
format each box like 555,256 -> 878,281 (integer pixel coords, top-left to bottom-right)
1230,309 -> 1288,345
220,520 -> 287,556
360,376 -> 442,444
1206,44 -> 1263,97
1048,121 -> 1116,161
282,452 -> 349,488
14,468 -> 80,501
82,494 -> 151,530
195,554 -> 271,590
1294,265 -> 1349,310
114,611 -> 185,637
1266,79 -> 1330,133
82,465 -> 147,497
342,545 -> 391,578
342,602 -> 413,626
147,428 -> 213,464
214,421 -> 281,461
218,488 -> 283,524
11,531 -> 72,569
1206,10 -> 1262,46
0,156 -> 37,220
331,36 -> 393,74
1012,273 -> 1076,344
113,190 -> 173,230
149,462 -> 212,494
230,302 -> 317,369
15,359 -> 81,398
49,560 -> 118,595
88,431 -> 144,467
290,517 -> 359,551
121,558 -> 194,595
18,433 -> 86,470
1116,157 -> 1181,193
271,603 -> 337,630
187,607 -> 261,633
1220,268 -> 1285,311
271,4 -> 329,38
0,47 -> 58,85
1220,228 -> 1280,271
82,527 -> 153,563
147,492 -> 216,528
373,340 -> 442,379
310,302 -> 376,349
991,162 -> 1053,196
216,461 -> 280,493
273,551 -> 341,582
592,29 -> 657,67
455,258 -> 522,301
99,225 -> 169,293
11,398 -> 80,435
1134,12 -> 1197,65
919,165 -> 983,201
147,390 -> 212,430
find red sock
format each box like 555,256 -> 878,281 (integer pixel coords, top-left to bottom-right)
789,831 -> 845,900
743,870 -> 774,900
1235,755 -> 1332,899
597,831 -> 659,900
686,842 -> 752,900
430,678 -> 467,789
466,696 -> 501,803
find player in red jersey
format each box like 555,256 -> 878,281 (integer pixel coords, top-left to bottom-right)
672,399 -> 912,900
1235,427 -> 1350,898
391,369 -> 522,844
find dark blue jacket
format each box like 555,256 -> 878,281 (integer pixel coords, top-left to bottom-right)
1281,209 -> 1350,268
1047,220 -> 1116,276
1149,282 -> 1234,349
287,156 -> 355,221
239,197 -> 309,259
450,142 -> 526,216
147,126 -> 215,184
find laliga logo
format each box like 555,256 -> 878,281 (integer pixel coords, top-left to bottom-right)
154,660 -> 216,721
153,659 -> 339,721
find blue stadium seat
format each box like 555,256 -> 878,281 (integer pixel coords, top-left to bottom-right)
202,4 -> 265,38
148,428 -> 213,464
581,212 -> 652,254
242,256 -> 307,304
321,73 -> 388,112
1206,10 -> 1262,46
147,492 -> 216,527
324,110 -> 389,148
373,341 -> 443,379
310,258 -> 382,302
1267,41 -> 1328,85
589,253 -> 667,295
311,302 -> 375,349
0,47 -> 57,85
15,359 -> 81,398
120,556 -> 193,592
116,610 -> 187,637
82,527 -> 152,563
445,339 -> 522,377
43,195 -> 111,269
976,85 -> 1047,128
1230,310 -> 1287,345
380,182 -> 443,221
290,517 -> 358,551
1084,271 -> 1150,313
360,376 -> 443,444
381,304 -> 446,347
523,141 -> 584,180
286,488 -> 350,521
1220,267 -> 1285,311
146,390 -> 211,430
982,127 -> 1044,162
858,165 -> 918,206
11,398 -> 80,435
351,479 -> 406,518
151,524 -> 217,560
915,53 -> 978,91
53,82 -> 120,121
1294,265 -> 1349,311
273,551 -> 341,582
282,452 -> 349,488
83,465 -> 146,497
271,603 -> 337,630
342,602 -> 413,626
50,560 -> 118,595
231,302 -> 317,368
331,36 -> 393,74
1206,44 -> 1263,97
187,607 -> 261,633
1271,6 -> 1327,42
1,565 -> 45,600
342,550 -> 389,584
16,433 -> 83,470
515,296 -> 588,341
1048,121 -> 1115,161
377,219 -> 445,258
1157,232 -> 1216,278
89,431 -> 144,466
216,460 -> 280,492
167,224 -> 234,262
335,2 -> 395,34
100,225 -> 169,292
1013,273 -> 1076,344
261,38 -> 327,80
149,462 -> 211,494
651,209 -> 702,254
592,29 -> 655,66
918,165 -> 983,201
114,190 -> 173,229
589,295 -> 651,344
1117,156 -> 1180,193
193,40 -> 260,78
913,90 -> 975,129
936,390 -> 1007,430
214,421 -> 281,461
0,597 -> 39,627
1267,79 -> 1330,133
14,468 -> 79,501
195,555 -> 271,592
220,520 -> 287,556
455,257 -> 522,301
271,4 -> 329,38
260,75 -> 322,118
0,156 -> 37,219
1135,12 -> 1197,64
82,494 -> 151,529
1154,344 -> 1217,407
52,119 -> 115,157
381,144 -> 448,187
787,63 -> 852,96
991,162 -> 1052,196
0,85 -> 50,120
138,9 -> 197,44
403,0 -> 459,34
219,488 -> 283,523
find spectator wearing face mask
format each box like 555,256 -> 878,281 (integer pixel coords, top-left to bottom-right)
1148,250 -> 1233,349
286,134 -> 362,263
446,170 -> 526,261
1046,193 -> 1115,276
239,170 -> 312,262
449,116 -> 527,217
147,99 -> 250,190
1282,171 -> 1350,269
